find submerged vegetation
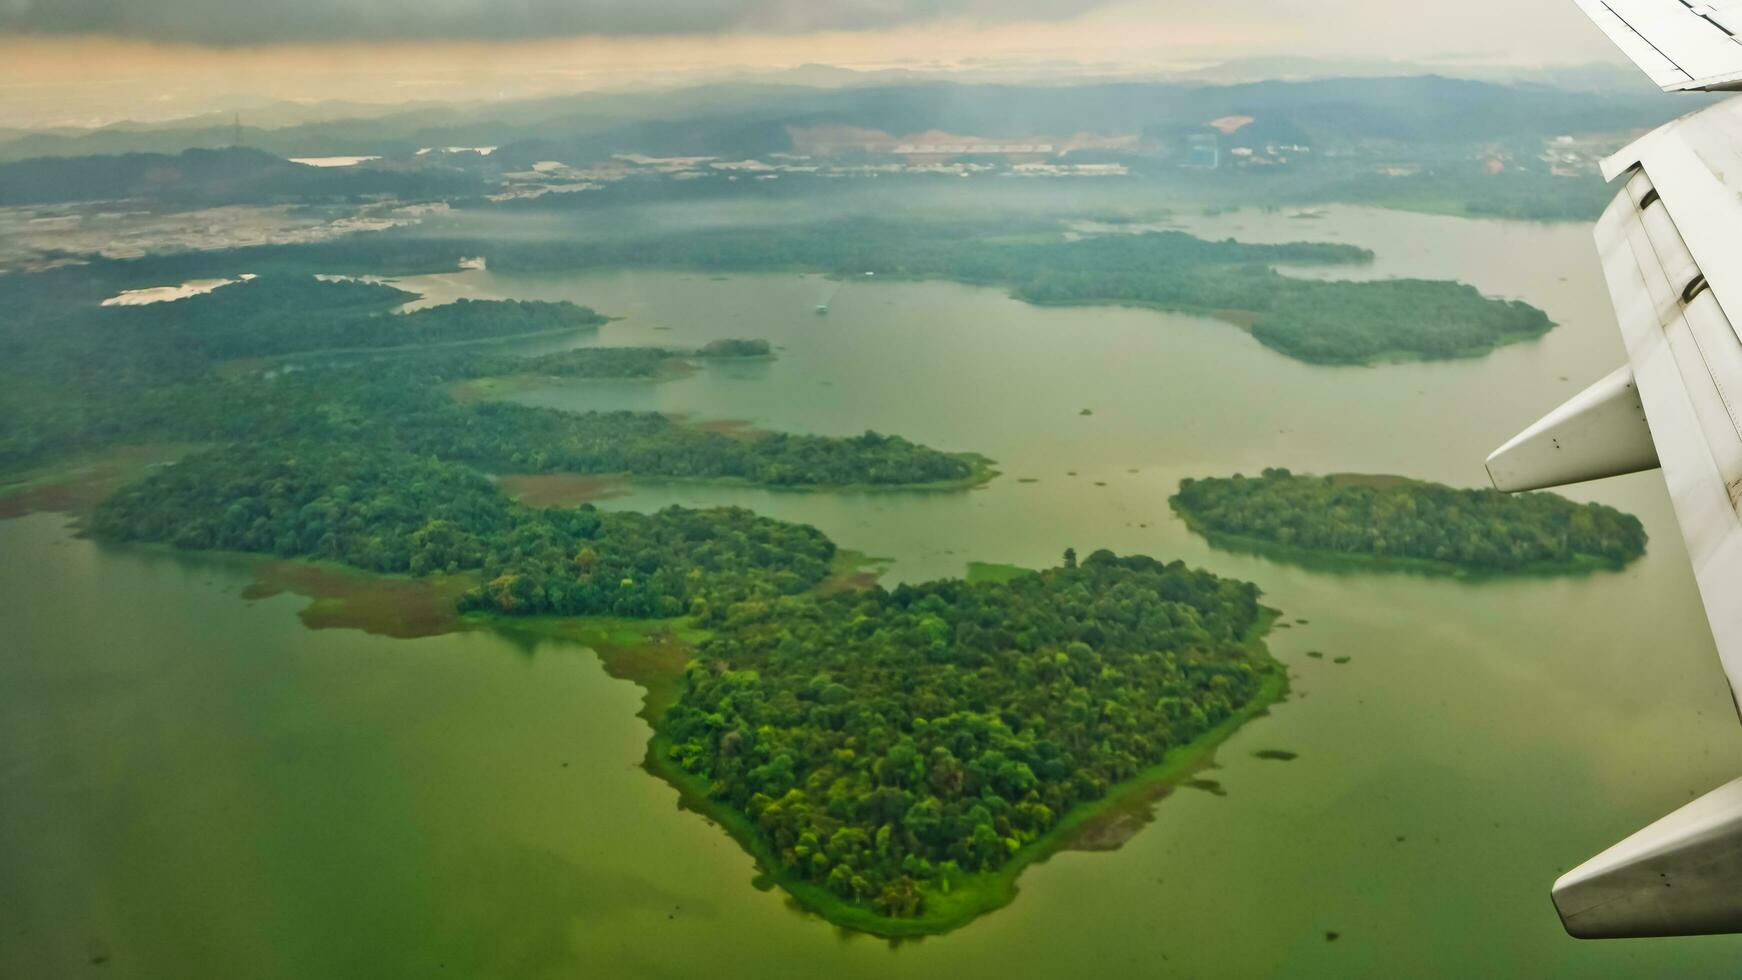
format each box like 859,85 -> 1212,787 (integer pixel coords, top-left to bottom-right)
1171,469 -> 1646,573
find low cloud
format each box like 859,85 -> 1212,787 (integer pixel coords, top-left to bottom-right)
0,0 -> 1115,45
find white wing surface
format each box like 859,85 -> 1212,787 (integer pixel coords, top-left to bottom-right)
1486,75 -> 1742,937
1574,0 -> 1742,91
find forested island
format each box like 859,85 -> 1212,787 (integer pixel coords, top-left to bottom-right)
660,549 -> 1280,931
1171,469 -> 1646,573
115,275 -> 607,359
91,445 -> 837,617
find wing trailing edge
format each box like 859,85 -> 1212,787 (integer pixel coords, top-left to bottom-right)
1486,364 -> 1658,492
1490,84 -> 1742,936
1554,776 -> 1742,937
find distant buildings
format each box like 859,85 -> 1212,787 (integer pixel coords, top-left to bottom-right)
1184,133 -> 1220,170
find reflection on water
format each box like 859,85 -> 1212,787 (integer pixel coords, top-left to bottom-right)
6,206 -> 1742,978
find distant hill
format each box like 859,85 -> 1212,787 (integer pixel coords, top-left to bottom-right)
0,147 -> 484,206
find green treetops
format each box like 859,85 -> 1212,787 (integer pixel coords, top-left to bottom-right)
660,549 -> 1273,918
1171,468 -> 1646,572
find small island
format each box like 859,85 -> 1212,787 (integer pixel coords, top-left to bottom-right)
696,337 -> 773,358
1171,468 -> 1646,574
91,444 -> 840,617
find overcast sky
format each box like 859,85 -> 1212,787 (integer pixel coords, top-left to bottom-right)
0,1 -> 1630,128
0,0 -> 1617,52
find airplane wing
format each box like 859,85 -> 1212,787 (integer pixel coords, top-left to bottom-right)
1486,42 -> 1742,935
1574,0 -> 1742,91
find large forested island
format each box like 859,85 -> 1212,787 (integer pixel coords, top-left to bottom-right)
660,550 -> 1280,932
1171,469 -> 1647,573
0,268 -> 987,488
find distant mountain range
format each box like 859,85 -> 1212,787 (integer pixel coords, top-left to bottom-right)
0,74 -> 1702,167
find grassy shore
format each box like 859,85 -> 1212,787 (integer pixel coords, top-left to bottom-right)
964,561 -> 1036,584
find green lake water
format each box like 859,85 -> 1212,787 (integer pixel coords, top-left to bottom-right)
7,205 -> 1742,977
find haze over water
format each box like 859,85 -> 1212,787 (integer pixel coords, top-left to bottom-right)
5,206 -> 1741,977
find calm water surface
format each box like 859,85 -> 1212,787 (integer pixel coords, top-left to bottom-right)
6,206 -> 1742,977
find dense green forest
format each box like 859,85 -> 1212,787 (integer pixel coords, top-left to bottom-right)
3,353 -> 978,489
378,396 -> 980,488
504,346 -> 680,379
0,271 -> 610,470
111,275 -> 606,359
1171,469 -> 1646,571
660,549 -> 1274,918
0,252 -> 968,486
91,444 -> 836,618
476,338 -> 773,380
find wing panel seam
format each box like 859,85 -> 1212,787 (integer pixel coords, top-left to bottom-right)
1605,0 -> 1699,78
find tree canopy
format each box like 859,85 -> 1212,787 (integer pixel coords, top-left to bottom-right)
1171,468 -> 1646,572
90,444 -> 836,618
661,549 -> 1273,917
